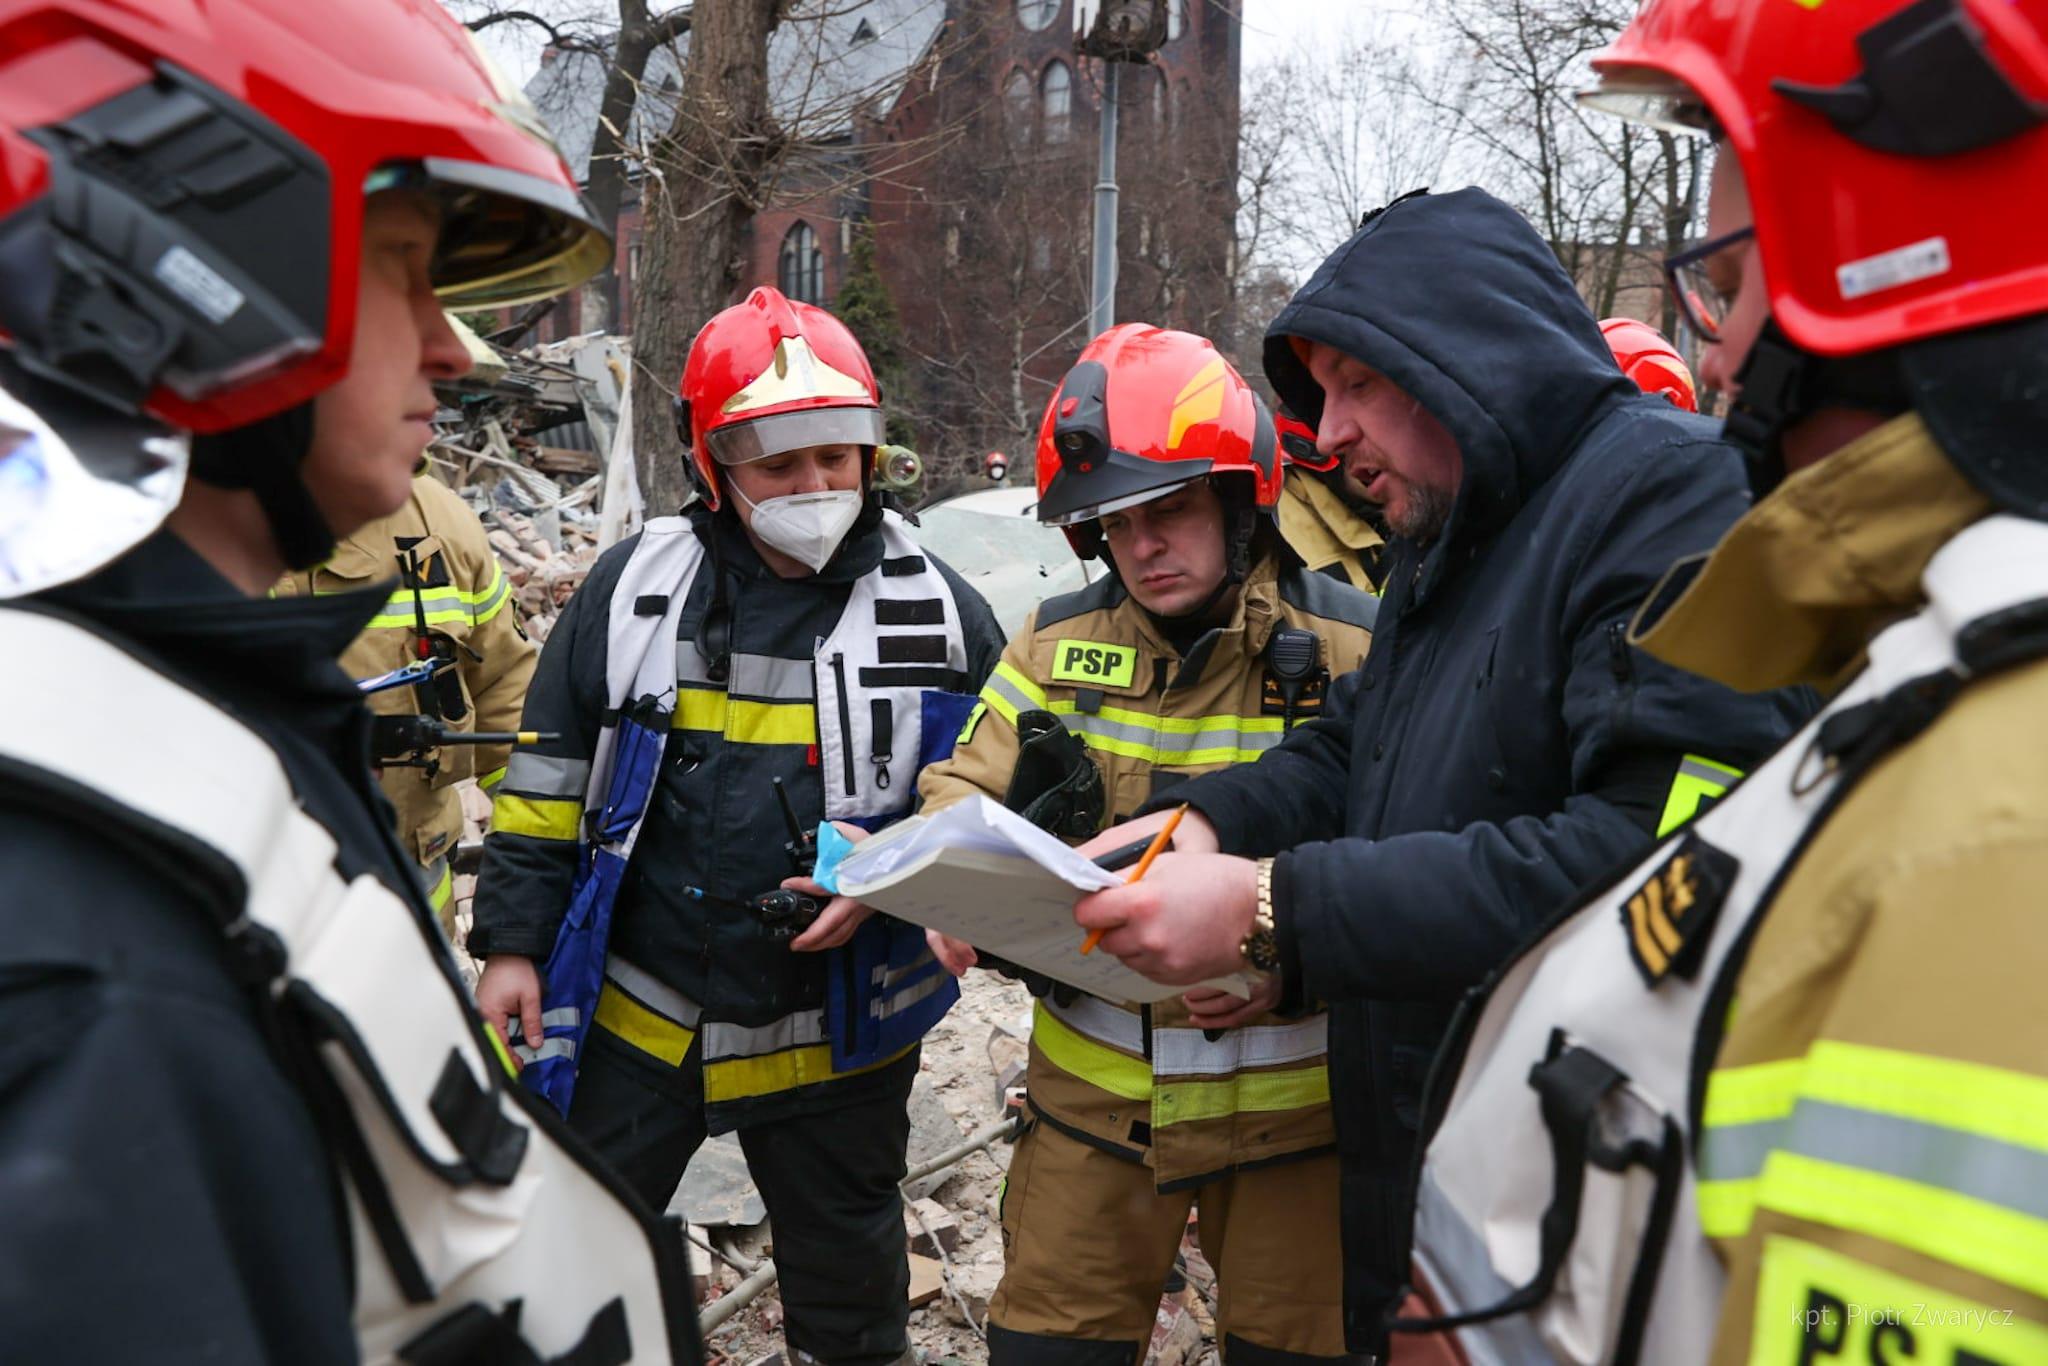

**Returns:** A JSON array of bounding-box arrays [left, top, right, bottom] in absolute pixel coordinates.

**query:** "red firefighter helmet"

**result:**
[[1599, 317, 1698, 412], [1035, 323, 1281, 559], [1582, 0, 2048, 359], [675, 286, 884, 511], [0, 0, 610, 433]]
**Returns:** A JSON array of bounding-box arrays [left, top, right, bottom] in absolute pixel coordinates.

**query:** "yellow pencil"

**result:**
[[1080, 803, 1188, 956]]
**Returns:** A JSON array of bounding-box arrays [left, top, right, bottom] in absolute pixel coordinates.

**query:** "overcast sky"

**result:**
[[472, 1, 1365, 92]]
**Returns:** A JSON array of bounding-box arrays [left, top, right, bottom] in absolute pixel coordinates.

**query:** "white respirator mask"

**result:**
[[730, 483, 864, 573]]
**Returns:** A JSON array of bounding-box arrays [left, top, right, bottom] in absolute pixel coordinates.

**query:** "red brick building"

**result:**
[[524, 0, 1242, 472]]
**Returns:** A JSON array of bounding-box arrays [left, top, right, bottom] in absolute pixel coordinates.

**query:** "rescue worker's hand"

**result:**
[[1182, 973, 1281, 1029], [1072, 852, 1258, 985], [783, 881, 878, 951], [476, 954, 544, 1063], [784, 820, 873, 952], [928, 930, 978, 976], [1077, 807, 1221, 863]]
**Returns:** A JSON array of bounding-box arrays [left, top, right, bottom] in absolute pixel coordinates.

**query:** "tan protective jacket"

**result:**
[[274, 473, 532, 918], [1633, 415, 2048, 1364], [919, 548, 1376, 1188], [1278, 469, 1385, 593]]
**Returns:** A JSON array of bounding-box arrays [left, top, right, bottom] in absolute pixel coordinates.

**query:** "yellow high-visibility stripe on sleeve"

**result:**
[[593, 982, 696, 1066], [492, 793, 582, 842], [1657, 753, 1743, 836], [477, 764, 507, 793], [466, 563, 512, 626]]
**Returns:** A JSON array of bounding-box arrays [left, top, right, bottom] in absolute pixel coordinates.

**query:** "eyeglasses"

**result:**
[[1661, 225, 1755, 342]]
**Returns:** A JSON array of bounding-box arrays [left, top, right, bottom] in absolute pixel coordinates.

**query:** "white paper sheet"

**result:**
[[838, 796, 1252, 1005]]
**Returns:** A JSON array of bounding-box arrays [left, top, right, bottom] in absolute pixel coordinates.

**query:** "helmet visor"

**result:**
[[370, 159, 614, 309], [1577, 71, 1719, 139], [706, 406, 887, 464]]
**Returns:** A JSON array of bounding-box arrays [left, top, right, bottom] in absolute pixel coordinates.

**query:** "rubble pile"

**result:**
[[430, 325, 637, 641]]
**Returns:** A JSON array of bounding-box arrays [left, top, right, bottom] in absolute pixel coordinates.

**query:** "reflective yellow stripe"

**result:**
[[426, 860, 453, 911], [673, 687, 818, 746], [1704, 1057, 1804, 1129], [1797, 1040, 2048, 1148], [1029, 1002, 1326, 1124], [467, 564, 511, 625], [360, 585, 470, 629], [979, 660, 1048, 725], [483, 1022, 519, 1079], [1749, 1234, 2048, 1364], [1657, 753, 1742, 836], [1695, 1178, 1757, 1238], [1153, 1065, 1331, 1128], [1753, 1150, 2048, 1300], [594, 982, 697, 1066], [477, 764, 507, 793], [492, 793, 581, 841], [1031, 1001, 1154, 1101], [701, 1040, 915, 1104]]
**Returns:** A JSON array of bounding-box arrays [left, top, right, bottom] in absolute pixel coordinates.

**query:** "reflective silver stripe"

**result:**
[[1044, 993, 1327, 1077], [982, 668, 1041, 716], [1058, 708, 1284, 758], [727, 652, 815, 702], [874, 957, 934, 990], [604, 955, 703, 1028], [511, 1037, 578, 1065], [1043, 993, 1144, 1053], [502, 752, 592, 798], [1153, 1017, 1328, 1078], [701, 1010, 827, 1060], [677, 640, 718, 686], [1678, 756, 1738, 787], [870, 973, 948, 1021], [540, 1007, 580, 1030], [1410, 1171, 1554, 1366], [1701, 1099, 2048, 1220]]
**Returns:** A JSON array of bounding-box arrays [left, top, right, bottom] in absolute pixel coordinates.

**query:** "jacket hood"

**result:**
[[1264, 188, 1636, 555]]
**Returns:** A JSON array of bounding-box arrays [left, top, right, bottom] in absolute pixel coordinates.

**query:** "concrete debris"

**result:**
[[429, 331, 632, 643], [670, 1133, 768, 1229]]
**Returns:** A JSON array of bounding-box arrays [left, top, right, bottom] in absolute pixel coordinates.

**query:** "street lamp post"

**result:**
[[1074, 1, 1170, 339]]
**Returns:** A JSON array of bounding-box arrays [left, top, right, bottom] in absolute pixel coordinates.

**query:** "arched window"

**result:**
[[1166, 0, 1186, 41], [1042, 61, 1072, 144], [1016, 0, 1058, 32], [778, 221, 824, 304], [1004, 68, 1034, 145]]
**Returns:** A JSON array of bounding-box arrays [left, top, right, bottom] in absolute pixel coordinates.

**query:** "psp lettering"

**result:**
[[1049, 639, 1136, 687], [1065, 645, 1115, 676]]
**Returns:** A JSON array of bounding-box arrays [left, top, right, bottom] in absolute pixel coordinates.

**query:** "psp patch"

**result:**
[[1618, 830, 1739, 987], [1260, 669, 1329, 718], [1050, 639, 1138, 689]]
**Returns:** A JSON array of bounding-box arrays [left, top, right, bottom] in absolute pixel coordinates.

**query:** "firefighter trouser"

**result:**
[[568, 1022, 917, 1365], [988, 1119, 1357, 1364]]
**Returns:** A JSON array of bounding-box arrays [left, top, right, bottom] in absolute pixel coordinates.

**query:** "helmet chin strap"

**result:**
[[187, 401, 335, 569], [1723, 317, 1907, 499]]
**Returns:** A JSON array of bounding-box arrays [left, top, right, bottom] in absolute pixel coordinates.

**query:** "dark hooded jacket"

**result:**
[[1142, 189, 1814, 1348]]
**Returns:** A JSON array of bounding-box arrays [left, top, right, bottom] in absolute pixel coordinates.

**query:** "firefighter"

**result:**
[[272, 467, 532, 931], [1392, 2, 2048, 1361], [470, 286, 1006, 1366], [1273, 408, 1388, 593], [915, 324, 1379, 1364], [1599, 316, 1699, 412], [0, 1, 697, 1360]]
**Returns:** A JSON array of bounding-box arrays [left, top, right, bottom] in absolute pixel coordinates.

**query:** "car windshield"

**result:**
[[914, 497, 1094, 638]]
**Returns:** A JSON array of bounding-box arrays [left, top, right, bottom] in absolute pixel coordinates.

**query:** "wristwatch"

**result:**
[[1239, 857, 1281, 972]]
